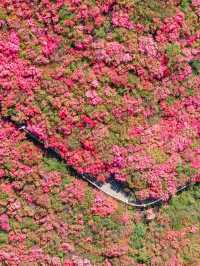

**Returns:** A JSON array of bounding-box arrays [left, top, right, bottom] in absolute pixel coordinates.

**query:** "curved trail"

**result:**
[[4, 118, 196, 208]]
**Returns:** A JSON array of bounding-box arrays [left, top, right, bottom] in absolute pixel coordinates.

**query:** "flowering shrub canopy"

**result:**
[[0, 120, 200, 265], [0, 1, 200, 264], [0, 0, 200, 201]]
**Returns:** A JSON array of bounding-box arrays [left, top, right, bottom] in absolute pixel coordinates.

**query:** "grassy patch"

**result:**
[[59, 5, 74, 25], [0, 231, 8, 245], [43, 157, 67, 173], [131, 223, 147, 249], [165, 186, 200, 230]]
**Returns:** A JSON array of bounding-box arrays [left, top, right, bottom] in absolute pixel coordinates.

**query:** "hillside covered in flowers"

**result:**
[[0, 0, 200, 265], [0, 119, 200, 265], [0, 0, 200, 201]]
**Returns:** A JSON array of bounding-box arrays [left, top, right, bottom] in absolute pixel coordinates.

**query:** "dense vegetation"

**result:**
[[0, 121, 199, 265], [0, 0, 199, 265], [0, 0, 200, 200]]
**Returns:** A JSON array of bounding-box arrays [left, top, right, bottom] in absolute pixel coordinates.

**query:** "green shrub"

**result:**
[[115, 86, 128, 96], [189, 60, 200, 75], [59, 5, 74, 24], [94, 27, 107, 39], [134, 250, 151, 264], [176, 163, 197, 177], [166, 43, 181, 60], [180, 0, 191, 11], [21, 217, 39, 231], [131, 223, 147, 249], [93, 216, 122, 232], [43, 157, 67, 173], [0, 8, 7, 20], [128, 73, 139, 85], [187, 87, 194, 96], [165, 187, 200, 230], [51, 193, 63, 212], [0, 192, 8, 202], [0, 231, 8, 245]]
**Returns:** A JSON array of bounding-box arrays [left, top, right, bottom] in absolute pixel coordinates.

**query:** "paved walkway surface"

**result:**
[[97, 182, 129, 203]]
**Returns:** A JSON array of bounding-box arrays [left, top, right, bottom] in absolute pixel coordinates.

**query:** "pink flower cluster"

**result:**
[[139, 36, 158, 57], [60, 180, 86, 206], [0, 214, 10, 232], [85, 89, 103, 106], [92, 192, 117, 217], [112, 11, 134, 30], [192, 0, 200, 15], [156, 12, 185, 43], [41, 171, 62, 193]]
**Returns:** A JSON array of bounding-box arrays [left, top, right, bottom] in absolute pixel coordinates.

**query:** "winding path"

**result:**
[[4, 118, 196, 208]]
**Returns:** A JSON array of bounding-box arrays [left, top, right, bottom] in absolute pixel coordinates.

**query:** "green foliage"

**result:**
[[26, 239, 38, 248], [51, 193, 63, 212], [67, 135, 80, 150], [44, 234, 61, 256], [43, 157, 67, 173], [85, 253, 104, 264], [93, 216, 122, 232], [59, 5, 74, 24], [165, 186, 200, 230], [19, 50, 27, 59], [0, 192, 8, 202], [134, 249, 151, 264], [48, 111, 59, 127], [32, 44, 40, 53], [128, 72, 139, 85], [94, 27, 107, 39], [131, 223, 147, 249], [135, 89, 153, 104], [166, 95, 176, 105], [180, 0, 191, 12], [0, 8, 7, 20], [131, 0, 176, 29], [0, 231, 8, 245], [69, 61, 78, 72], [90, 0, 96, 5], [113, 29, 126, 43], [149, 147, 168, 164], [68, 190, 93, 218], [166, 43, 181, 59], [189, 60, 200, 75], [81, 189, 93, 211], [115, 86, 128, 96], [66, 59, 90, 75], [181, 242, 200, 265], [187, 87, 194, 96], [3, 162, 13, 171], [21, 217, 40, 231], [10, 218, 21, 231], [7, 107, 17, 116], [176, 163, 197, 177], [61, 177, 71, 188]]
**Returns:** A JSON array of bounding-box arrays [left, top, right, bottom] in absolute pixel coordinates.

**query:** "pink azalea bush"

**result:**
[[92, 191, 117, 217]]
